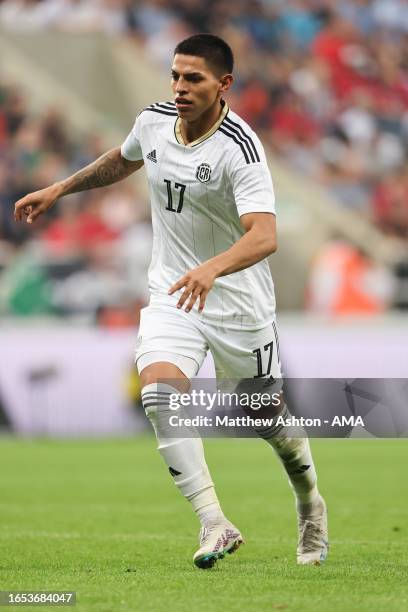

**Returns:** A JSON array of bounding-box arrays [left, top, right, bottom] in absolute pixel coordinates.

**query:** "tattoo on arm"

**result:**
[[61, 148, 140, 196]]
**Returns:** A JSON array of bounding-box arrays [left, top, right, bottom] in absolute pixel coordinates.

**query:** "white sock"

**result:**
[[189, 488, 226, 526], [256, 404, 320, 506], [142, 383, 226, 527]]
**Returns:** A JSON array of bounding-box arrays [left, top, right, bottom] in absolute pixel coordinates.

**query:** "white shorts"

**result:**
[[135, 304, 282, 380]]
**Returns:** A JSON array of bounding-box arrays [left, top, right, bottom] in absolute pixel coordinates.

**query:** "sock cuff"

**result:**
[[141, 383, 181, 411], [142, 383, 182, 420]]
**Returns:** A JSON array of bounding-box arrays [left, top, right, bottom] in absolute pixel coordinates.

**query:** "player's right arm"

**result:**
[[14, 147, 143, 224]]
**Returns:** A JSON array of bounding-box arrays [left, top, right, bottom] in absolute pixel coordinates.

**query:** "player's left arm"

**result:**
[[168, 212, 276, 313]]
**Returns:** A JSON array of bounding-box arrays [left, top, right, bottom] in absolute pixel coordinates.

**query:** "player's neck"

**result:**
[[180, 99, 224, 145]]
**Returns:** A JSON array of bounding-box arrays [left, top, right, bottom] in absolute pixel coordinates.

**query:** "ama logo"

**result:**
[[196, 163, 212, 183]]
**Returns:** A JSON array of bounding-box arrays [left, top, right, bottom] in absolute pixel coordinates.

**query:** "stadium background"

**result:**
[[0, 1, 407, 610]]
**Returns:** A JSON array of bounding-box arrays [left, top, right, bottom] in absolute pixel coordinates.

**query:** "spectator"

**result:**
[[306, 240, 395, 315]]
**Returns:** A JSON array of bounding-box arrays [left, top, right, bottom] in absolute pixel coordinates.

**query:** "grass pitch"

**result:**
[[0, 436, 407, 611]]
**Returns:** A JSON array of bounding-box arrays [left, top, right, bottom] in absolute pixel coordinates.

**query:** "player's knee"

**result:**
[[139, 361, 190, 389], [140, 369, 162, 389]]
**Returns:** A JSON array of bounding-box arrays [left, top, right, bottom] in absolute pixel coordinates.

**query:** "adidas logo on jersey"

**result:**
[[146, 149, 157, 163]]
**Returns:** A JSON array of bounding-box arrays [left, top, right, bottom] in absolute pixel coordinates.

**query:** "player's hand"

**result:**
[[14, 183, 62, 224], [168, 262, 218, 313]]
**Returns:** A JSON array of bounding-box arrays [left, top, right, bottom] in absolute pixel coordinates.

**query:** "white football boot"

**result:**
[[297, 495, 329, 565], [193, 521, 244, 569]]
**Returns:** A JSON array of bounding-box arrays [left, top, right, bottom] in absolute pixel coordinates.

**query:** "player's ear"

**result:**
[[219, 74, 233, 93]]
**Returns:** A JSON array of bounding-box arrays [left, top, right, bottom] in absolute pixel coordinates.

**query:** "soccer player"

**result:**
[[14, 34, 328, 569]]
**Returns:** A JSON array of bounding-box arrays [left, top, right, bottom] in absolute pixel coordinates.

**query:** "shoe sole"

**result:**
[[193, 537, 243, 570]]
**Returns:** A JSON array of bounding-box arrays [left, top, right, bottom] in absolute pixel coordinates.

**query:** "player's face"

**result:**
[[171, 54, 232, 121]]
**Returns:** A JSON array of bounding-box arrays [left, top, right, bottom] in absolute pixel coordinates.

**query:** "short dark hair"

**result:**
[[174, 34, 234, 75]]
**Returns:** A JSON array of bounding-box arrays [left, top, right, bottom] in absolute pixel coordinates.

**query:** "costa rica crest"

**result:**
[[196, 162, 212, 183]]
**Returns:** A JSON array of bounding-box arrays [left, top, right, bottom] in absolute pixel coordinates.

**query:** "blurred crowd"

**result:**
[[0, 0, 407, 318], [1, 1, 407, 233], [0, 80, 152, 321]]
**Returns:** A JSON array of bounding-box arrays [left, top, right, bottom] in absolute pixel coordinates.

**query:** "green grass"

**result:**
[[0, 437, 407, 611]]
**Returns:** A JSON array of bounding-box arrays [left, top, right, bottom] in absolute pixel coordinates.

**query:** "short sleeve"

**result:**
[[231, 162, 276, 217], [121, 115, 143, 161]]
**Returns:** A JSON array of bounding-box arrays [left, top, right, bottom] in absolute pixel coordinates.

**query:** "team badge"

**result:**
[[195, 163, 212, 183]]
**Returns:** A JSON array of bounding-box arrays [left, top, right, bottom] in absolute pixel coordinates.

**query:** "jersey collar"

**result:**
[[175, 100, 229, 147]]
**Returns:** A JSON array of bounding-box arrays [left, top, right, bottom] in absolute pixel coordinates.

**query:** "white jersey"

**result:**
[[121, 100, 276, 330]]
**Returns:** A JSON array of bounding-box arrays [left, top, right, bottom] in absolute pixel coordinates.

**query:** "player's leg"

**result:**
[[136, 305, 243, 568], [140, 359, 226, 526], [206, 320, 328, 565]]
